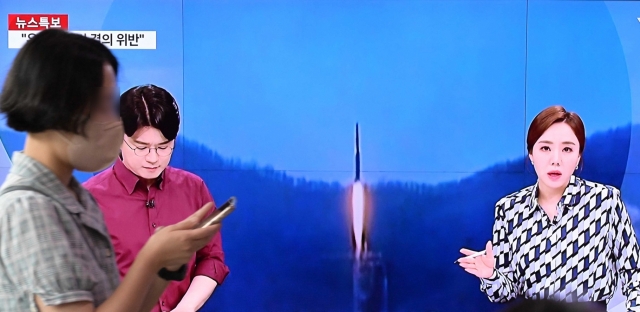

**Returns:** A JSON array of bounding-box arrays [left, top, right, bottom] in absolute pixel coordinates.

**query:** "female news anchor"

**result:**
[[0, 29, 220, 312], [83, 84, 229, 312], [457, 105, 640, 310]]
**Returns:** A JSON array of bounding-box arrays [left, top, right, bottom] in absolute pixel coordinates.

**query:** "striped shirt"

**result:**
[[480, 175, 640, 310], [0, 152, 119, 311]]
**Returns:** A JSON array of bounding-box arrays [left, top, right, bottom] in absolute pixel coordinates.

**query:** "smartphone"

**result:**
[[197, 197, 236, 228]]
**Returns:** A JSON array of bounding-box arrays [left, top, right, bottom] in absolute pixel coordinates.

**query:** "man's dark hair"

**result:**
[[120, 84, 180, 141], [0, 28, 119, 134]]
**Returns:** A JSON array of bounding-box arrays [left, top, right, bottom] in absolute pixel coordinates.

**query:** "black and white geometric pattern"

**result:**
[[479, 175, 640, 310]]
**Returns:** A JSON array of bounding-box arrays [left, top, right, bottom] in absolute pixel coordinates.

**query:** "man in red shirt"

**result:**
[[84, 84, 229, 312]]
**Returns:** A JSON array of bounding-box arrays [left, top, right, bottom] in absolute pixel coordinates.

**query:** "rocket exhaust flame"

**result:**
[[352, 181, 365, 259]]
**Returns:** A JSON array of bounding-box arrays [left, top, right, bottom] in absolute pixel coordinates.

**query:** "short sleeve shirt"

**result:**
[[0, 152, 120, 311]]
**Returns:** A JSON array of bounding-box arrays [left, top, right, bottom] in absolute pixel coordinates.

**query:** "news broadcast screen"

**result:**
[[1, 1, 640, 311]]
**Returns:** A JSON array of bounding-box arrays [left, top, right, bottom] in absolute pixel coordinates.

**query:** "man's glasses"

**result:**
[[123, 140, 174, 157]]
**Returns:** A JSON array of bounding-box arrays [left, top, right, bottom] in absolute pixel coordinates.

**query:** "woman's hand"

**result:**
[[457, 241, 495, 279], [139, 202, 221, 272]]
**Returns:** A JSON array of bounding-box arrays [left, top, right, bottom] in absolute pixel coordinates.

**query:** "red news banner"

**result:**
[[7, 14, 156, 49]]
